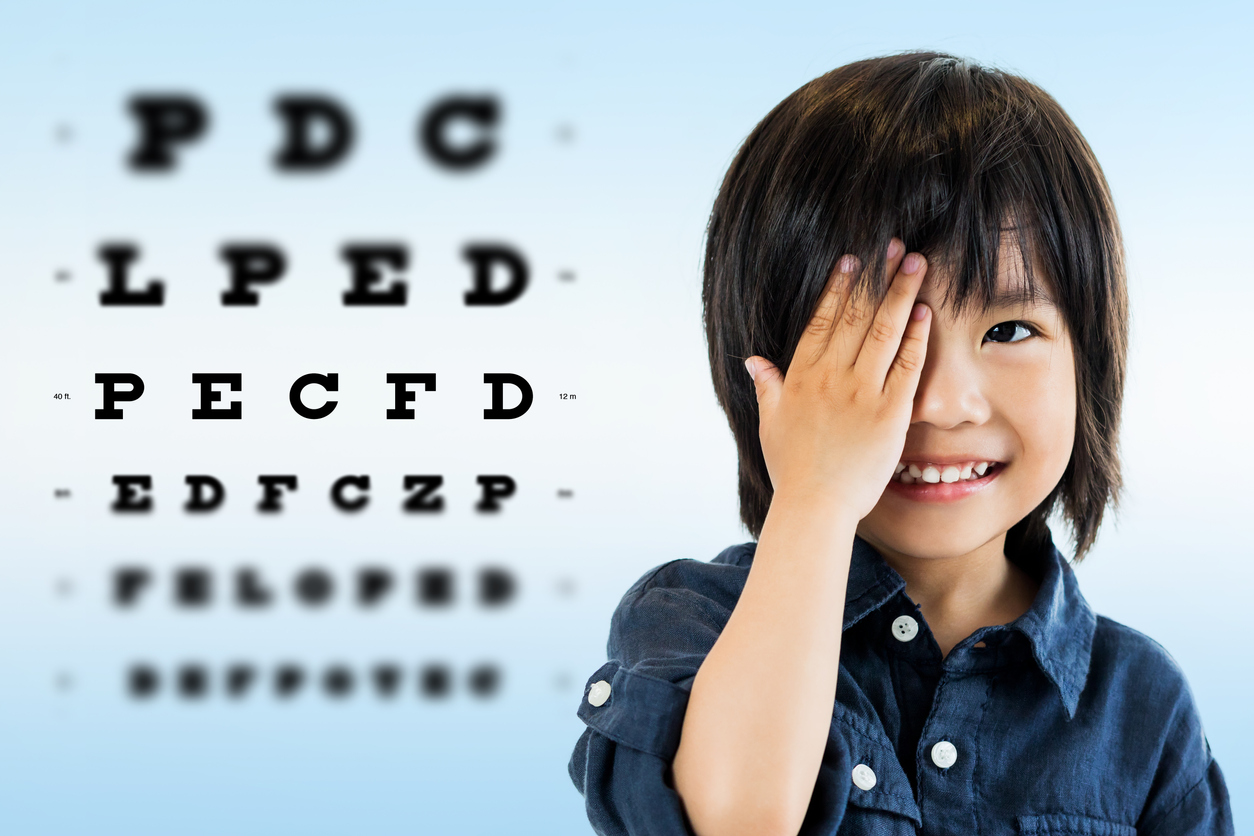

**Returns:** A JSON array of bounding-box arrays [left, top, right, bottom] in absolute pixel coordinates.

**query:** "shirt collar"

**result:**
[[843, 528, 1096, 719]]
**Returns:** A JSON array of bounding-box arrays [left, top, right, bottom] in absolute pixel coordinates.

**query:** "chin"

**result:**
[[860, 519, 1003, 562]]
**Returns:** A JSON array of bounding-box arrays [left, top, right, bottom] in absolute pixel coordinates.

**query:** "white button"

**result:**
[[891, 615, 919, 642], [931, 740, 958, 769], [851, 763, 877, 791], [587, 680, 611, 707]]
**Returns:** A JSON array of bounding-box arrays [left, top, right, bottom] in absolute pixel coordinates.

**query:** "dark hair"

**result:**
[[702, 51, 1128, 563]]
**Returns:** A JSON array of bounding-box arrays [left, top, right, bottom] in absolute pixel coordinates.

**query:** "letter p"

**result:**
[[96, 373, 145, 419]]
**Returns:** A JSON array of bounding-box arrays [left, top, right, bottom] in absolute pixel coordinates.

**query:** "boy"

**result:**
[[568, 51, 1232, 835]]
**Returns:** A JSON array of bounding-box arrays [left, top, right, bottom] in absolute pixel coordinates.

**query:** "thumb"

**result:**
[[744, 356, 783, 425]]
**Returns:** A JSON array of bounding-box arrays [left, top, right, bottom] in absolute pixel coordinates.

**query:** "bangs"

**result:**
[[746, 55, 1077, 359]]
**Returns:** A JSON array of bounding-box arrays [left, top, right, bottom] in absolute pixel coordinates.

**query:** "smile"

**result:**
[[893, 460, 997, 484], [885, 461, 1005, 503]]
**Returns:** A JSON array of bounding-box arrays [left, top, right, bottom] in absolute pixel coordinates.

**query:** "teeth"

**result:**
[[891, 460, 996, 485]]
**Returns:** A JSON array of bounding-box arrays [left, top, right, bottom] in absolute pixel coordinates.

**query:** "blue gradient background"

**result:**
[[1, 1, 1250, 833]]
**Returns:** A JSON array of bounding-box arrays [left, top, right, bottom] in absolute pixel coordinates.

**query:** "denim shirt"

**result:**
[[567, 530, 1232, 835]]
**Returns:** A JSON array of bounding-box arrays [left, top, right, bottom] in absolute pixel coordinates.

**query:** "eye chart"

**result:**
[[0, 8, 751, 833]]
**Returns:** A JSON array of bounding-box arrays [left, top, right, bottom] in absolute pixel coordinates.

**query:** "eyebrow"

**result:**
[[990, 285, 1056, 308]]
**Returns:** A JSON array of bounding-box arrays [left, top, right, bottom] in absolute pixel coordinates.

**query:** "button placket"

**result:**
[[913, 671, 989, 832]]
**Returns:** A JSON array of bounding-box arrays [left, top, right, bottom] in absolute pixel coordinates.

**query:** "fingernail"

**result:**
[[887, 239, 903, 259], [911, 303, 928, 321], [903, 253, 922, 274], [838, 254, 859, 274], [744, 358, 757, 378]]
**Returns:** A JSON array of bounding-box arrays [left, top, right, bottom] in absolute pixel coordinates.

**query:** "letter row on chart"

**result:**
[[94, 373, 535, 420], [125, 662, 505, 700], [108, 474, 523, 513], [97, 242, 529, 307], [111, 564, 519, 609], [127, 93, 501, 172]]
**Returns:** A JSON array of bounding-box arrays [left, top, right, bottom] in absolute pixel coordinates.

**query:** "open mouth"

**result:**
[[892, 460, 1001, 485], [885, 461, 1005, 503]]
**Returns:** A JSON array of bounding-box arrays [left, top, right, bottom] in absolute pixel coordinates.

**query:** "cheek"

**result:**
[[995, 346, 1077, 480]]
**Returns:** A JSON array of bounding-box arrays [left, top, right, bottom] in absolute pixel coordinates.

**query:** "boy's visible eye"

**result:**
[[983, 321, 1037, 345]]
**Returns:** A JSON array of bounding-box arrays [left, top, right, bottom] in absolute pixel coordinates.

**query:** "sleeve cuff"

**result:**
[[576, 661, 692, 761]]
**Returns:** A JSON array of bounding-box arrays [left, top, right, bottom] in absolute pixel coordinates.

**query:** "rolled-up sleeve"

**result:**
[[1141, 758, 1233, 836], [567, 560, 732, 835], [1132, 636, 1234, 836], [567, 554, 856, 836], [1139, 705, 1234, 836]]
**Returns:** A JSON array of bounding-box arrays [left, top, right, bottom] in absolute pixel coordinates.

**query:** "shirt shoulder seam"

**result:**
[[632, 544, 752, 595], [619, 557, 701, 607], [643, 585, 730, 626], [1139, 759, 1216, 836], [1091, 614, 1188, 680]]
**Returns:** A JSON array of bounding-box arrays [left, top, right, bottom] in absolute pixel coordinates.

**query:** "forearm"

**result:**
[[671, 491, 856, 836]]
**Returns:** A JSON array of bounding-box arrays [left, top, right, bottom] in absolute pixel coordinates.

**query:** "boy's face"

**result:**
[[856, 240, 1076, 563]]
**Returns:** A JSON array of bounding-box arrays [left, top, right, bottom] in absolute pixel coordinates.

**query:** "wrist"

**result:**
[[765, 486, 861, 533]]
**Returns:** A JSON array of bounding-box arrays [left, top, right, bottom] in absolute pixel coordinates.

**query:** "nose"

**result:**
[[910, 330, 993, 430]]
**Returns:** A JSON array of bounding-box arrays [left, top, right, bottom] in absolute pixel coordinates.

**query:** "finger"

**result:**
[[744, 355, 783, 427], [883, 299, 931, 399], [792, 253, 861, 369], [853, 251, 928, 386], [828, 237, 907, 371]]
